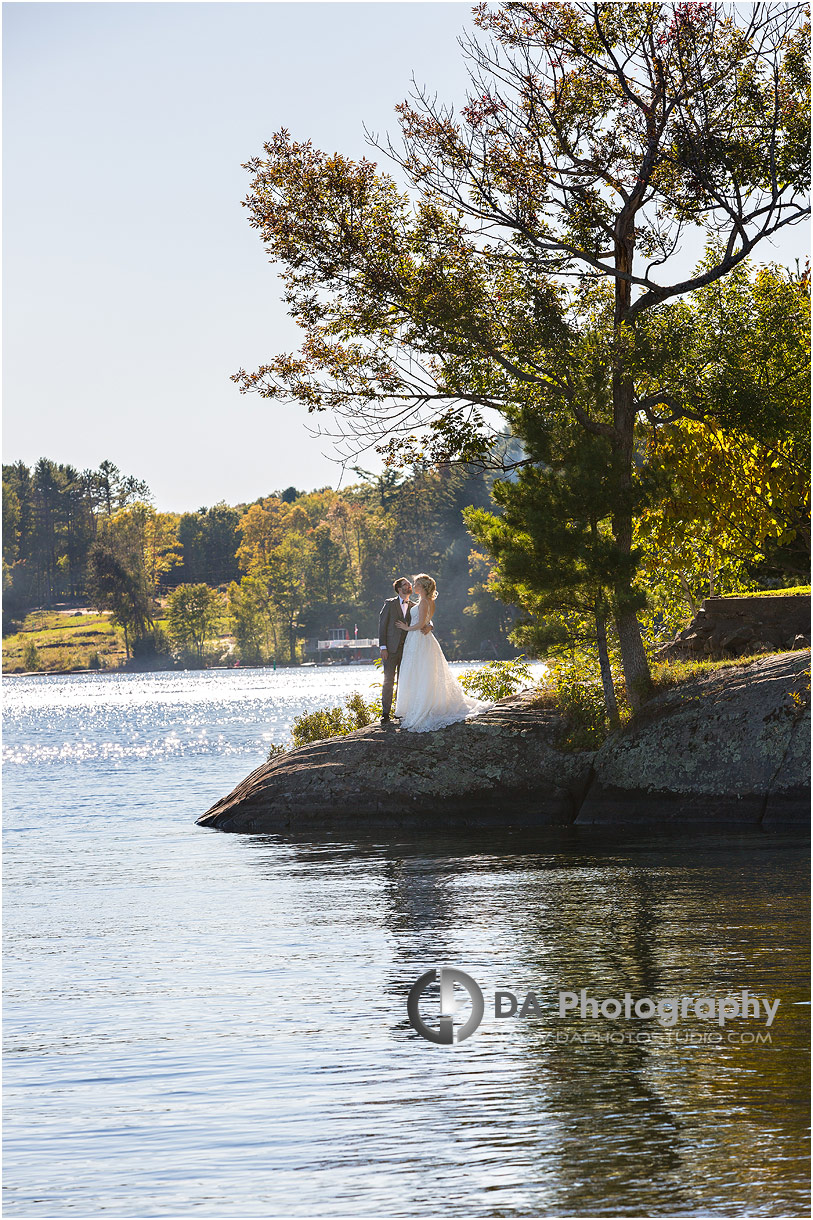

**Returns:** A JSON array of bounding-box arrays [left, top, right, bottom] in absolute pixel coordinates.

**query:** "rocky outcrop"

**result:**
[[197, 691, 594, 834], [657, 594, 810, 660], [197, 651, 810, 835], [576, 650, 810, 826]]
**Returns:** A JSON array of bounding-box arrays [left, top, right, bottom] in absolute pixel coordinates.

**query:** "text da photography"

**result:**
[[407, 967, 782, 1045]]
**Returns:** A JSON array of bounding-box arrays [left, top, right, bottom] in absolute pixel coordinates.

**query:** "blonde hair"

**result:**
[[412, 573, 437, 601]]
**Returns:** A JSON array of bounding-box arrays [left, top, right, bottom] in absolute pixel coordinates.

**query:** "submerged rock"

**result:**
[[197, 651, 810, 835]]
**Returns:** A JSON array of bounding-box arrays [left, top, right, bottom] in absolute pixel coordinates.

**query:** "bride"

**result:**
[[394, 574, 490, 732]]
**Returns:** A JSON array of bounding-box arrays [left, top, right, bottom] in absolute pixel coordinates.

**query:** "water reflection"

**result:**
[[239, 829, 809, 1216]]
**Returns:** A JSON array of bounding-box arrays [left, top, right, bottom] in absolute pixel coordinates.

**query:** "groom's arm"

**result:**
[[378, 601, 390, 657]]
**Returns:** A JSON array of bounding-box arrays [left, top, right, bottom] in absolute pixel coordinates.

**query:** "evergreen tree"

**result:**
[[466, 421, 641, 723]]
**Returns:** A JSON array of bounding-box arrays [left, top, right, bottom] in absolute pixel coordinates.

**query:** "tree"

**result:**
[[471, 255, 810, 681], [142, 510, 183, 597], [309, 522, 350, 611], [633, 257, 810, 635], [86, 502, 181, 656], [3, 481, 21, 586], [174, 503, 241, 586], [86, 539, 152, 658], [101, 503, 181, 601], [228, 575, 280, 663], [265, 535, 316, 663], [233, 2, 809, 706], [236, 498, 285, 572], [167, 584, 220, 663], [466, 422, 631, 723], [87, 460, 151, 518]]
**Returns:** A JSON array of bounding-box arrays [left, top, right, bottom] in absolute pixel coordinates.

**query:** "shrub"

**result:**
[[290, 706, 349, 747], [22, 639, 39, 671], [132, 624, 172, 659], [459, 655, 534, 701], [88, 651, 102, 670], [284, 690, 382, 753], [532, 656, 629, 751], [552, 668, 612, 750], [344, 690, 381, 726]]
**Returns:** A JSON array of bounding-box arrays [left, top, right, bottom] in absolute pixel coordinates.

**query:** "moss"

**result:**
[[732, 587, 810, 598]]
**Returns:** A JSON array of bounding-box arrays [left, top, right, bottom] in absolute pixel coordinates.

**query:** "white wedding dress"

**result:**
[[395, 604, 490, 732]]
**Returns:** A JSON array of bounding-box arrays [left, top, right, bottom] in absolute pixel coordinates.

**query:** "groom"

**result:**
[[378, 577, 432, 725]]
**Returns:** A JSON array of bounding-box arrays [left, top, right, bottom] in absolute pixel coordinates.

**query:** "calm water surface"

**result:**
[[3, 668, 810, 1217]]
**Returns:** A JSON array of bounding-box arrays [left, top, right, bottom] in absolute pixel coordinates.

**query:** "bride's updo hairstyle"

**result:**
[[413, 573, 438, 601]]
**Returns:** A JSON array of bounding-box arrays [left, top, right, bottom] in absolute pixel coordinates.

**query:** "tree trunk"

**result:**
[[614, 601, 652, 708], [594, 599, 620, 728], [612, 210, 653, 711]]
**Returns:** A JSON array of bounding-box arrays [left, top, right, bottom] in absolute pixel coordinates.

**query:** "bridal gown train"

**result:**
[[395, 616, 490, 732]]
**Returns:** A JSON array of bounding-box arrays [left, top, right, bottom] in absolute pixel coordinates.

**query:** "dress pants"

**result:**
[[381, 648, 403, 718]]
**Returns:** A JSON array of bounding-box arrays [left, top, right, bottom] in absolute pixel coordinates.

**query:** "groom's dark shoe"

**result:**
[[380, 715, 391, 725]]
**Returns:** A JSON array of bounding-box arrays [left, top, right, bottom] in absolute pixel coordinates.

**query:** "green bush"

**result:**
[[459, 655, 534, 701], [22, 639, 39, 671], [538, 656, 629, 751], [277, 691, 383, 755], [344, 690, 380, 727], [553, 670, 610, 750], [88, 651, 102, 670]]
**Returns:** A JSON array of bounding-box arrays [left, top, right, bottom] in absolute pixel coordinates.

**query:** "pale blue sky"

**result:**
[[3, 2, 476, 510], [3, 2, 808, 512]]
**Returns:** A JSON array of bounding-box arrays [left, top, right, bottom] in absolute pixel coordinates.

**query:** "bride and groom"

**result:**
[[378, 574, 489, 733]]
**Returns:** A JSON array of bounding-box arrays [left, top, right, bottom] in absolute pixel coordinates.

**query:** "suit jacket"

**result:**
[[379, 596, 412, 654]]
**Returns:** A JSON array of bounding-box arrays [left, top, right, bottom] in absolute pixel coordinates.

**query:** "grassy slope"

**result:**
[[3, 602, 237, 674], [3, 610, 126, 673]]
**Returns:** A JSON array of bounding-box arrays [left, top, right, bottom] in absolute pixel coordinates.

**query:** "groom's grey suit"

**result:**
[[378, 596, 411, 719]]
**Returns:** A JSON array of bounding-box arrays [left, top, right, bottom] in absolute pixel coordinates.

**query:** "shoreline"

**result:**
[[198, 651, 811, 835]]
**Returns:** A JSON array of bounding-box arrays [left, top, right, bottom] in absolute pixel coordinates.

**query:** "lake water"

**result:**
[[3, 668, 810, 1218]]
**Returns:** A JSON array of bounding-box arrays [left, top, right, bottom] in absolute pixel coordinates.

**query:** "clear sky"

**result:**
[[3, 1, 808, 513], [3, 2, 477, 511]]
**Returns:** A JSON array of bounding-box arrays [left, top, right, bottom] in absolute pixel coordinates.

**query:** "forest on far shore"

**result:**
[[2, 455, 520, 669]]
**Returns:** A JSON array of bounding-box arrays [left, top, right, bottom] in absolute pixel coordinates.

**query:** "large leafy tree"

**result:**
[[233, 1, 809, 706], [86, 540, 153, 658], [167, 584, 221, 664], [469, 255, 809, 689], [102, 504, 182, 600], [634, 257, 810, 629], [174, 503, 242, 587], [228, 575, 280, 664]]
